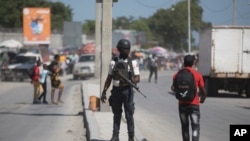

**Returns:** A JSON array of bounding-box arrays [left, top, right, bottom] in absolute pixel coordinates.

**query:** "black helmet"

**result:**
[[117, 39, 131, 50]]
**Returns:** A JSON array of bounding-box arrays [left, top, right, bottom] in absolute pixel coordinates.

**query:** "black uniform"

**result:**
[[102, 39, 138, 141], [110, 85, 135, 133], [109, 58, 135, 135]]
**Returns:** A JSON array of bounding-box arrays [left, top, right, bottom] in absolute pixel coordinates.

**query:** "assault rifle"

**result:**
[[113, 69, 147, 98]]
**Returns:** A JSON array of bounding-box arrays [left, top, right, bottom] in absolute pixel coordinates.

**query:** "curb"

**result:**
[[82, 82, 100, 141], [81, 80, 148, 141]]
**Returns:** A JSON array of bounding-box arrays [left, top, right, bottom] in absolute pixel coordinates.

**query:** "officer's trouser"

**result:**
[[110, 86, 135, 134]]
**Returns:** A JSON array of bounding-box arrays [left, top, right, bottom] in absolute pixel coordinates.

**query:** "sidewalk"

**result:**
[[81, 71, 149, 141]]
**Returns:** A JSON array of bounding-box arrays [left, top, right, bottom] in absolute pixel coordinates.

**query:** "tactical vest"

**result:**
[[112, 59, 133, 87]]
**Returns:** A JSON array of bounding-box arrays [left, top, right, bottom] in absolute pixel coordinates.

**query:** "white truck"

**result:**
[[198, 26, 250, 97]]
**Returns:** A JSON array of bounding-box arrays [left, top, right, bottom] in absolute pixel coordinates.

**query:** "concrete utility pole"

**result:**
[[100, 0, 113, 111], [94, 0, 102, 78], [187, 0, 191, 53], [232, 0, 236, 25]]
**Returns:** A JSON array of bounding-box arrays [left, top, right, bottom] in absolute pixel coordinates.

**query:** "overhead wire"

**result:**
[[236, 12, 250, 24], [220, 10, 250, 24], [135, 0, 173, 9], [201, 0, 232, 13], [201, 0, 250, 25], [238, 11, 250, 19], [236, 4, 250, 19]]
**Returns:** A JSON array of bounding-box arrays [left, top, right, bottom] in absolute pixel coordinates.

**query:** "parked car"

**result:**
[[1, 52, 42, 81], [72, 54, 95, 79]]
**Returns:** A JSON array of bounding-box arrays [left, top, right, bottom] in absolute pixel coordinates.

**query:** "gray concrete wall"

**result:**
[[0, 32, 63, 49]]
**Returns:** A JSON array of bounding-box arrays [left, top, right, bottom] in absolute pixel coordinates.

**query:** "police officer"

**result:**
[[101, 39, 140, 141]]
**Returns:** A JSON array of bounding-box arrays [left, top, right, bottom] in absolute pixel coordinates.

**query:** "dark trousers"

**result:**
[[39, 82, 47, 102], [148, 66, 158, 82], [110, 86, 135, 134], [179, 104, 200, 141]]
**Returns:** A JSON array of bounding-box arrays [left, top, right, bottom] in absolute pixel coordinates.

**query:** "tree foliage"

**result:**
[[148, 0, 211, 51], [113, 16, 134, 29], [82, 20, 95, 35], [82, 1, 211, 51], [83, 16, 153, 44], [0, 0, 212, 51], [0, 0, 72, 31], [129, 18, 153, 42], [50, 2, 72, 31]]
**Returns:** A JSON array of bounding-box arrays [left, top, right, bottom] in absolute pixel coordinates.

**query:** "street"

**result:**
[[0, 76, 86, 141], [134, 70, 250, 141], [0, 71, 250, 141]]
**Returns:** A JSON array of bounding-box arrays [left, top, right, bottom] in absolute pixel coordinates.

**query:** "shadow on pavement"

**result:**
[[168, 91, 249, 99], [236, 106, 250, 110]]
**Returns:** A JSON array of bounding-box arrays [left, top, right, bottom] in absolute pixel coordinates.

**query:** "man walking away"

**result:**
[[38, 64, 49, 104], [171, 54, 207, 141], [100, 39, 140, 141], [148, 54, 158, 83]]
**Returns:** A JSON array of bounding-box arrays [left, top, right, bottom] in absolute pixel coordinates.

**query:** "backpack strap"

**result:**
[[180, 67, 197, 88]]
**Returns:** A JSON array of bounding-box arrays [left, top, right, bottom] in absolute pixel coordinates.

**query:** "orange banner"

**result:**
[[23, 8, 51, 44]]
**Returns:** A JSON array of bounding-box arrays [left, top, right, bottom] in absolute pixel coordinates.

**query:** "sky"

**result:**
[[52, 0, 250, 26]]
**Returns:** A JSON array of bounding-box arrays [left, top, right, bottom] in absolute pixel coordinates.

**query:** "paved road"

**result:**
[[0, 76, 86, 141], [1, 71, 250, 141], [134, 70, 250, 141]]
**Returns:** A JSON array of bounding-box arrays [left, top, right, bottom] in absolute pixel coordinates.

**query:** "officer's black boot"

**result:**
[[128, 133, 134, 141], [110, 132, 119, 141]]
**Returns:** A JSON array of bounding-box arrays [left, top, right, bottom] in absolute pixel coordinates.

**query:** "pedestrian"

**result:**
[[0, 52, 9, 67], [48, 54, 64, 104], [38, 64, 49, 104], [48, 54, 60, 73], [31, 59, 42, 104], [171, 54, 207, 141], [100, 39, 140, 141], [148, 54, 158, 83], [71, 52, 79, 64], [50, 62, 64, 104]]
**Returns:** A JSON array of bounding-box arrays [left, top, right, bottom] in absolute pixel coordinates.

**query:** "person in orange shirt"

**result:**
[[31, 59, 42, 104], [58, 53, 67, 75], [171, 55, 206, 141], [59, 54, 66, 62]]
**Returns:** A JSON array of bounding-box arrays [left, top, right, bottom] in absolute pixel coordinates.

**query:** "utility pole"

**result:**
[[95, 0, 102, 78], [100, 0, 113, 111], [187, 0, 191, 53], [232, 0, 236, 25]]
